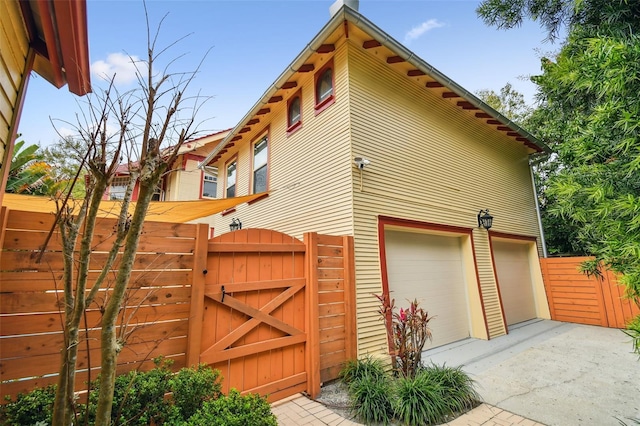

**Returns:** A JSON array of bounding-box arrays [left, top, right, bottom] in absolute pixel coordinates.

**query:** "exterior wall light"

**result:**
[[477, 209, 493, 230], [229, 218, 242, 232]]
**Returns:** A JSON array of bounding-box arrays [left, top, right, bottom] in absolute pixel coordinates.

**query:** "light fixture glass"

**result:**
[[229, 218, 242, 232], [477, 209, 493, 230]]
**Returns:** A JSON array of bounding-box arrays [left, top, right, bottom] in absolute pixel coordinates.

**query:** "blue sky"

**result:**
[[18, 0, 558, 147]]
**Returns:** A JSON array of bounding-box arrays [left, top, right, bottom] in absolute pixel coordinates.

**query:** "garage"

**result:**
[[491, 239, 537, 326], [383, 230, 470, 348]]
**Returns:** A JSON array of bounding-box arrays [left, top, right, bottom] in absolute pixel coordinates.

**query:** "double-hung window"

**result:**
[[202, 171, 217, 198], [226, 160, 237, 198], [109, 176, 129, 200], [253, 135, 268, 193]]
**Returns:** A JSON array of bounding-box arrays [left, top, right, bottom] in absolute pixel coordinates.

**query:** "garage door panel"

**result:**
[[385, 231, 470, 348], [492, 240, 536, 326]]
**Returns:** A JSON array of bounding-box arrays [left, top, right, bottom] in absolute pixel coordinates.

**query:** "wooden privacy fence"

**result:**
[[540, 257, 639, 328], [0, 207, 356, 403]]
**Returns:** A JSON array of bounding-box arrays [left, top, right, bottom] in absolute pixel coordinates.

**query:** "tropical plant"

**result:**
[[6, 139, 45, 194], [375, 293, 433, 378]]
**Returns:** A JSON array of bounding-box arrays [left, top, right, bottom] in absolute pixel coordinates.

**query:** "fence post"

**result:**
[[186, 223, 209, 366], [342, 235, 357, 360], [304, 232, 321, 398], [539, 259, 556, 320], [0, 206, 9, 250]]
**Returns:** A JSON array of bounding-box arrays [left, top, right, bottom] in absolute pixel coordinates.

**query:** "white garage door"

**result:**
[[384, 230, 470, 348], [492, 240, 537, 326]]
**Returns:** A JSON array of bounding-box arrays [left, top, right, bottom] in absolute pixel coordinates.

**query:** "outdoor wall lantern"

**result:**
[[477, 209, 493, 230], [229, 218, 242, 232]]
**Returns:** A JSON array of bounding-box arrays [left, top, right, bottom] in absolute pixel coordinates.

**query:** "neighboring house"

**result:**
[[0, 0, 91, 205], [198, 3, 552, 357], [104, 131, 229, 234]]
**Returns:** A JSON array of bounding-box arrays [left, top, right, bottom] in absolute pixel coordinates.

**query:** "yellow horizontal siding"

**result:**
[[347, 42, 538, 354], [207, 44, 354, 239], [0, 0, 29, 164]]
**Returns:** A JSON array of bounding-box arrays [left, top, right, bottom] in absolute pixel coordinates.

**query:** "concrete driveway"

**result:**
[[423, 319, 640, 425]]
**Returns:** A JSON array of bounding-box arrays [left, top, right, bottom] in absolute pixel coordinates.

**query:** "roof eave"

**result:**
[[200, 5, 549, 168], [200, 8, 351, 168], [24, 0, 91, 96], [340, 9, 550, 154]]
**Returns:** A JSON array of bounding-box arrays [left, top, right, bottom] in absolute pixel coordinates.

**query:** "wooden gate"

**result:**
[[1, 211, 355, 403], [189, 229, 315, 402]]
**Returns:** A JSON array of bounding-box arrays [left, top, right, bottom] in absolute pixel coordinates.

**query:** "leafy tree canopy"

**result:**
[[478, 0, 640, 353], [477, 0, 640, 41], [476, 82, 532, 125]]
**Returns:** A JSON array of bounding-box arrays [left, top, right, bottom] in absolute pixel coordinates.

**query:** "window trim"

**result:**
[[224, 155, 238, 199], [314, 58, 335, 115], [109, 175, 130, 200], [287, 89, 303, 134], [250, 129, 270, 194], [201, 170, 218, 199]]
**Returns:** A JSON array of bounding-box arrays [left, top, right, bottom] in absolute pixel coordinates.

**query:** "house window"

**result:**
[[287, 92, 302, 133], [152, 184, 164, 201], [226, 160, 237, 198], [109, 176, 129, 200], [202, 172, 217, 198], [315, 59, 335, 113], [253, 136, 268, 193]]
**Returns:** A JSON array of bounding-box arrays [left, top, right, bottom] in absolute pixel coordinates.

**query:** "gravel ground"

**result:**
[[314, 380, 358, 422]]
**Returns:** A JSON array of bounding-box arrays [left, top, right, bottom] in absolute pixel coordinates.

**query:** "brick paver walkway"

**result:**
[[271, 394, 545, 426]]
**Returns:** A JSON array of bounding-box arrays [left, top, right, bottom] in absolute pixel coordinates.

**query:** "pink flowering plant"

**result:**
[[375, 293, 434, 378]]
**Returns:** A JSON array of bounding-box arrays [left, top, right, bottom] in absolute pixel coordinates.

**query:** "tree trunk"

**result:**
[[52, 182, 107, 426], [94, 170, 161, 425]]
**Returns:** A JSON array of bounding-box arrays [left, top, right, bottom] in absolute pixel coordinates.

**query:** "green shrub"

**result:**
[[421, 363, 479, 413], [339, 355, 388, 385], [394, 373, 447, 425], [1, 360, 229, 426], [339, 357, 480, 425], [624, 314, 640, 356], [83, 357, 175, 425], [347, 371, 394, 425], [170, 363, 222, 420], [0, 384, 56, 426], [184, 389, 277, 426]]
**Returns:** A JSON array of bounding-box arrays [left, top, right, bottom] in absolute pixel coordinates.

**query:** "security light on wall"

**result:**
[[477, 209, 493, 230], [354, 157, 371, 169], [354, 156, 371, 191]]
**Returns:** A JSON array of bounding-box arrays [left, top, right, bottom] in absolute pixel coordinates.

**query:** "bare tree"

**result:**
[[50, 10, 210, 425]]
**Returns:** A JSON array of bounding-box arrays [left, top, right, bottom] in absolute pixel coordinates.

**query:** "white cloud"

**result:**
[[404, 19, 446, 43], [91, 52, 141, 85], [57, 127, 75, 138]]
